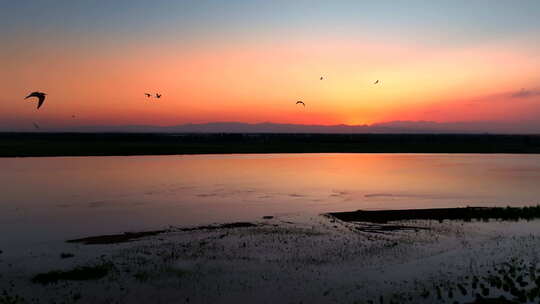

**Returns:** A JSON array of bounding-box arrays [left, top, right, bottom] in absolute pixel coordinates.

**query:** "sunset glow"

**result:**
[[1, 1, 540, 132]]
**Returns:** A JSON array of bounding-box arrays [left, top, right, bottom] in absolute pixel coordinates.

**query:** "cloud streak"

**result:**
[[511, 88, 540, 99]]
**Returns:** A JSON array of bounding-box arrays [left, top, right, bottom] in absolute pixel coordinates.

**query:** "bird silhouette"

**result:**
[[296, 101, 305, 107], [374, 80, 379, 84], [155, 93, 162, 99], [144, 93, 152, 98], [24, 92, 47, 109]]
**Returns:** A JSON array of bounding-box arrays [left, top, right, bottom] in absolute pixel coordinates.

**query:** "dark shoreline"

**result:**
[[65, 207, 540, 246], [67, 222, 258, 245], [329, 206, 540, 223], [1, 133, 540, 157]]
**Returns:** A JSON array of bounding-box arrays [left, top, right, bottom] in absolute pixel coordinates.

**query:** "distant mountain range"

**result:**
[[8, 120, 539, 134]]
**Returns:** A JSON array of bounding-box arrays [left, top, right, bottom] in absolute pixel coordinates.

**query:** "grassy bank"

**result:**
[[1, 133, 540, 157]]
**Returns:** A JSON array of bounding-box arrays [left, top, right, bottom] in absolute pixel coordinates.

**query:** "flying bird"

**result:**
[[144, 93, 152, 98], [374, 80, 379, 85], [155, 93, 162, 99], [24, 92, 47, 109], [296, 101, 305, 107]]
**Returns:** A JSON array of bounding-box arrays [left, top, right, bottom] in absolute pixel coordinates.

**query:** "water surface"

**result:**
[[1, 153, 539, 245]]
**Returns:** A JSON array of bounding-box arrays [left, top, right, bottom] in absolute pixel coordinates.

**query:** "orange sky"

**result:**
[[3, 39, 539, 127], [2, 2, 540, 131]]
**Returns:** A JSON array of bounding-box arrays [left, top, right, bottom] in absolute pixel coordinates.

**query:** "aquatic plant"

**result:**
[[60, 252, 75, 259], [365, 257, 540, 303], [32, 263, 113, 285]]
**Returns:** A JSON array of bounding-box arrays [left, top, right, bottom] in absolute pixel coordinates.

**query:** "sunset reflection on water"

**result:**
[[1, 153, 539, 244]]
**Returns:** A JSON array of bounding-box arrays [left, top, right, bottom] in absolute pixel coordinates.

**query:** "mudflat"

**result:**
[[2, 208, 540, 303]]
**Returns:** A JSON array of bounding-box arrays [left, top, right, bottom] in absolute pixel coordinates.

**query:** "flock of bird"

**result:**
[[145, 93, 162, 99], [23, 91, 163, 110], [23, 77, 381, 111], [295, 77, 380, 108]]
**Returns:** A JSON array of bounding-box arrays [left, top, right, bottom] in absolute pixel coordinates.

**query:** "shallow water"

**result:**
[[1, 153, 540, 244]]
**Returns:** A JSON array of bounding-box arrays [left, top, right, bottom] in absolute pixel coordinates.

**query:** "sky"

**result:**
[[1, 0, 540, 132]]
